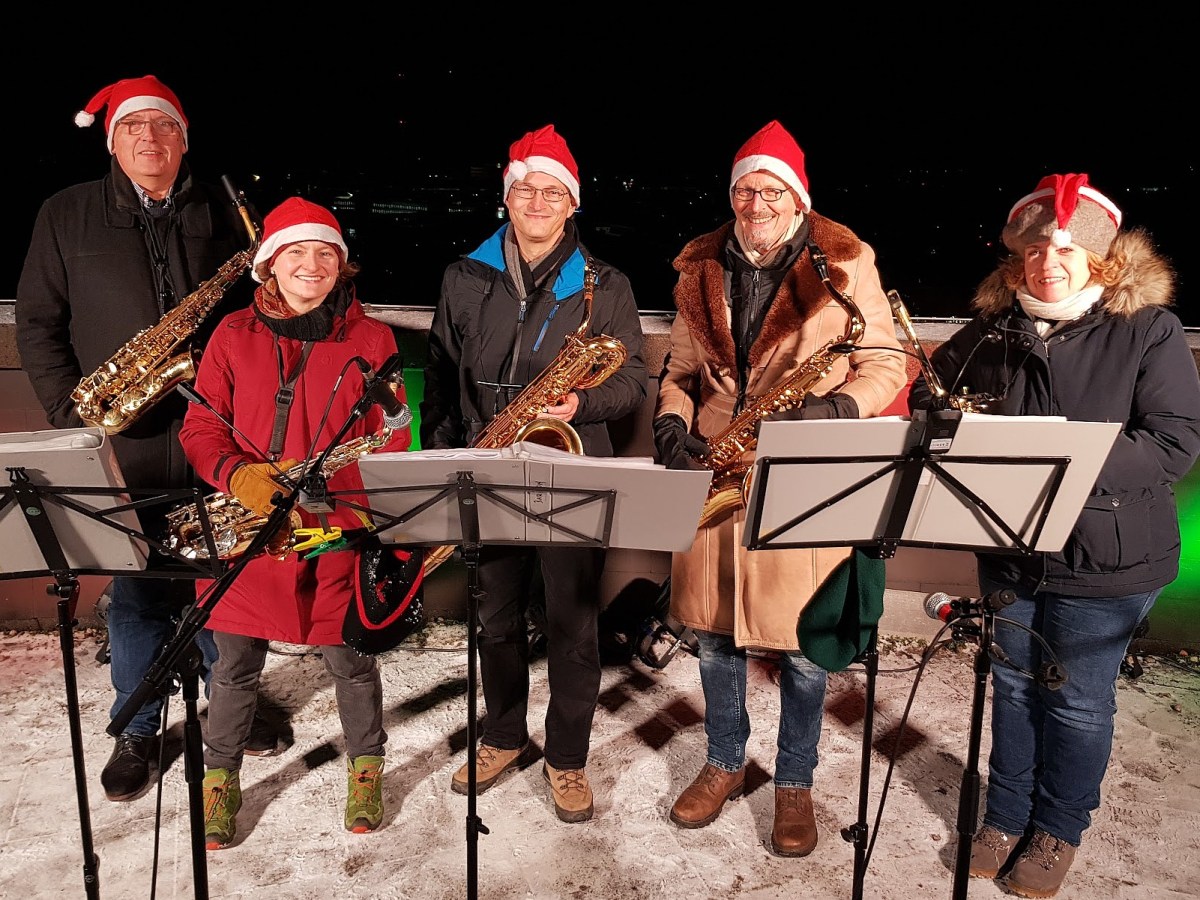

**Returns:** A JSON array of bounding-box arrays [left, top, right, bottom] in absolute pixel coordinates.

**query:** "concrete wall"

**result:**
[[6, 303, 1193, 646]]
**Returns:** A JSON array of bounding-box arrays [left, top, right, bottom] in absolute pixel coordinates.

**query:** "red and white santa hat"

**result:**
[[251, 197, 349, 283], [730, 120, 811, 211], [502, 124, 581, 208], [74, 75, 189, 153], [1002, 173, 1123, 256]]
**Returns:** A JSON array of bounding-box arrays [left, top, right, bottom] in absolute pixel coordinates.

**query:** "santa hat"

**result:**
[[251, 197, 349, 283], [74, 75, 188, 153], [730, 120, 811, 211], [502, 124, 581, 208], [1002, 173, 1122, 256]]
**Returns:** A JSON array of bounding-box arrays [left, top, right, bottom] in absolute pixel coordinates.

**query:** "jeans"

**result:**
[[107, 576, 218, 737], [694, 629, 827, 788], [980, 576, 1158, 846], [475, 545, 603, 770]]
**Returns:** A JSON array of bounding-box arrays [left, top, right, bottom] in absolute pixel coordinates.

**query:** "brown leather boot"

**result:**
[[771, 787, 818, 857], [670, 763, 745, 828]]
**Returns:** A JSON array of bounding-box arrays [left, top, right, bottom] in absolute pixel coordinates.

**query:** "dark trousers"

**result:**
[[475, 545, 603, 770], [204, 631, 385, 771]]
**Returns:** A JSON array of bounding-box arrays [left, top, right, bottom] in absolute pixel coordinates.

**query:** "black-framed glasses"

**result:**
[[509, 183, 570, 203], [118, 117, 181, 137], [732, 186, 787, 203]]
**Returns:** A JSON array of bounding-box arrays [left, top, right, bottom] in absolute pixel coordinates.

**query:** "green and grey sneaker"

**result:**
[[346, 756, 385, 833], [203, 768, 242, 850]]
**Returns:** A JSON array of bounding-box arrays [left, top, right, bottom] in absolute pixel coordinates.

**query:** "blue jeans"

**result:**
[[107, 576, 218, 737], [980, 577, 1158, 846], [694, 629, 827, 788]]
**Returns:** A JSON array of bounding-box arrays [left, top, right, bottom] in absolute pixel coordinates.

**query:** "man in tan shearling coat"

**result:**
[[653, 121, 905, 857]]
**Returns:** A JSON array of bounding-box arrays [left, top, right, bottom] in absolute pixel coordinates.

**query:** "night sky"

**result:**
[[7, 25, 1197, 320]]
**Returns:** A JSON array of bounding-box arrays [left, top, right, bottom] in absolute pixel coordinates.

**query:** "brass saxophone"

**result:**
[[696, 246, 865, 529], [72, 179, 260, 434], [887, 290, 991, 413], [421, 259, 628, 577], [165, 394, 404, 562]]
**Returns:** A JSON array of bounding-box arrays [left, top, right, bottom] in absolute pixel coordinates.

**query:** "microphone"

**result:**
[[924, 589, 1018, 622], [175, 383, 294, 486], [355, 354, 413, 430]]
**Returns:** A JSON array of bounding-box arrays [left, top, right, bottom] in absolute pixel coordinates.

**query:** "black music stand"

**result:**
[[356, 445, 711, 900], [742, 409, 1119, 900], [0, 428, 226, 900]]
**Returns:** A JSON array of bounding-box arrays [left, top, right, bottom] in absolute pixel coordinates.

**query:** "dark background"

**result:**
[[6, 29, 1196, 321]]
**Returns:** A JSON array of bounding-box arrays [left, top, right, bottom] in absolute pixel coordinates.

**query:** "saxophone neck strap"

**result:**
[[268, 340, 315, 461]]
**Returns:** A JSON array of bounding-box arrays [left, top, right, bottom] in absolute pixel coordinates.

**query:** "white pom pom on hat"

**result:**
[[251, 197, 349, 283], [74, 74, 189, 153], [730, 120, 811, 211]]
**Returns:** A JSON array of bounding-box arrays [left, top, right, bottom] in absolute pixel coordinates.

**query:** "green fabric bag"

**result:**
[[797, 549, 886, 672]]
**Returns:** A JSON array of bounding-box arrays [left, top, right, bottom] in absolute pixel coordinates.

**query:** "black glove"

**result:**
[[755, 393, 860, 437], [652, 414, 710, 471]]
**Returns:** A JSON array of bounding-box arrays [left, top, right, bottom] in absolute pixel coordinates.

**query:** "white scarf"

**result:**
[[733, 211, 805, 268], [1016, 284, 1103, 337]]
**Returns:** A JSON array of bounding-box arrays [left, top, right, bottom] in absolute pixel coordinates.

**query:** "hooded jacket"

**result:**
[[16, 156, 253, 493], [178, 293, 410, 644], [421, 224, 647, 455], [657, 215, 906, 649], [910, 229, 1200, 596]]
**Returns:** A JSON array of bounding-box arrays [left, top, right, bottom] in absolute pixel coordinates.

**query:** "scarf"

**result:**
[[503, 219, 579, 299], [733, 210, 806, 268], [253, 279, 353, 341], [1016, 284, 1103, 337]]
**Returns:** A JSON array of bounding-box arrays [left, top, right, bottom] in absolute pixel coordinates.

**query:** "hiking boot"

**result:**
[[969, 824, 1021, 878], [771, 787, 818, 857], [451, 743, 528, 795], [100, 734, 154, 801], [543, 763, 594, 823], [1005, 829, 1078, 898], [345, 756, 385, 833], [669, 763, 745, 828], [244, 710, 279, 758], [203, 768, 242, 851]]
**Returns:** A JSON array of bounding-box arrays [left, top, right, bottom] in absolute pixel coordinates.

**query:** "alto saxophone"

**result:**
[[72, 178, 260, 434], [165, 390, 405, 562], [887, 290, 991, 413], [421, 259, 628, 577], [696, 245, 865, 529]]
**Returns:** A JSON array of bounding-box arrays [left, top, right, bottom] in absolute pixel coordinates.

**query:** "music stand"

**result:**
[[357, 443, 711, 900], [742, 410, 1120, 900], [0, 427, 225, 900]]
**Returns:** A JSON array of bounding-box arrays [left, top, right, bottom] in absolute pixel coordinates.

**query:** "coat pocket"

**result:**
[[1068, 487, 1177, 574]]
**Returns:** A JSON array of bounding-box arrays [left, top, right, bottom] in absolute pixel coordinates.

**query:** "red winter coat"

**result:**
[[178, 295, 411, 644]]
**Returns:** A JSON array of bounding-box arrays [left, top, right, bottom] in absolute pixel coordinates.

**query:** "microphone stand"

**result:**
[[108, 389, 382, 900]]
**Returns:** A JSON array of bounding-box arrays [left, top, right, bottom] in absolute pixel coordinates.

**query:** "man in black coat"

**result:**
[[16, 75, 256, 801]]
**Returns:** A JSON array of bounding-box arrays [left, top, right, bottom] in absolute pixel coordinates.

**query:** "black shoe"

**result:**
[[101, 734, 154, 801], [244, 709, 279, 757]]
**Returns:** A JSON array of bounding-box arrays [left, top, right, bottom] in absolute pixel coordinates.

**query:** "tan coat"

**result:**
[[657, 215, 905, 650]]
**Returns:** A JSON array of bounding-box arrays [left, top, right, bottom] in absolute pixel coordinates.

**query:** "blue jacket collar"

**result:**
[[467, 224, 590, 300]]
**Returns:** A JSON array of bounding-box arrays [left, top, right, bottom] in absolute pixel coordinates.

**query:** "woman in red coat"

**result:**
[[179, 198, 411, 850]]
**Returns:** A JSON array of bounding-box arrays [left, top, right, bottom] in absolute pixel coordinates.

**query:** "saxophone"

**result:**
[[421, 259, 628, 577], [887, 290, 991, 413], [72, 178, 260, 434], [165, 393, 404, 562], [696, 245, 865, 529]]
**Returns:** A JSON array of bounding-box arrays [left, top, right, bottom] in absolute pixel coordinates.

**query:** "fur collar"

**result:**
[[671, 212, 863, 367], [971, 228, 1175, 318]]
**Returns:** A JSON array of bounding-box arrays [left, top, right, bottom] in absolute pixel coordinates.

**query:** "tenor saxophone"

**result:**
[[420, 259, 628, 577], [696, 245, 865, 529], [887, 290, 991, 413], [72, 178, 260, 434]]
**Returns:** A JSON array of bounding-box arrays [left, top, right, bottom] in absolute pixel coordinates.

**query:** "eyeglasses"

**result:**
[[732, 186, 788, 203], [509, 184, 570, 203], [117, 118, 181, 137]]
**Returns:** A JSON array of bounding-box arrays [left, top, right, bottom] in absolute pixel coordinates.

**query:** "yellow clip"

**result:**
[[292, 527, 342, 553]]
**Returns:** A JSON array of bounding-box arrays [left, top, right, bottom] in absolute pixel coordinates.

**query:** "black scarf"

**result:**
[[254, 282, 353, 341]]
